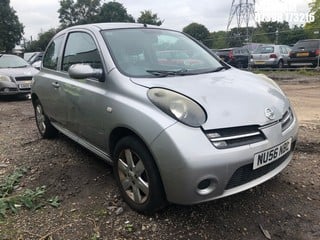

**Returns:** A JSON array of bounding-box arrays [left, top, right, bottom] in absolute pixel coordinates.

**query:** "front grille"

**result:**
[[225, 140, 296, 190], [15, 76, 33, 81], [281, 108, 294, 132], [205, 125, 266, 149]]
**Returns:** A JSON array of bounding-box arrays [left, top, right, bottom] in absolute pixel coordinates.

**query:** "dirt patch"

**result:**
[[0, 76, 319, 240]]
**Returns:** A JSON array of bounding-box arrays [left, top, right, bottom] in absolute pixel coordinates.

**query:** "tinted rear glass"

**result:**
[[254, 46, 274, 54], [293, 40, 320, 50]]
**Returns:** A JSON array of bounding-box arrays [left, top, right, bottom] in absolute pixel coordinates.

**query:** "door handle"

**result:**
[[52, 82, 60, 88]]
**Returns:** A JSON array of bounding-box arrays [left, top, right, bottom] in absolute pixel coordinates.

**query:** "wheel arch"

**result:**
[[109, 127, 157, 162]]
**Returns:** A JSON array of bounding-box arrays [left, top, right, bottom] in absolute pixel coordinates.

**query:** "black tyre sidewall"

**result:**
[[113, 136, 166, 213], [34, 99, 57, 139], [278, 60, 284, 68]]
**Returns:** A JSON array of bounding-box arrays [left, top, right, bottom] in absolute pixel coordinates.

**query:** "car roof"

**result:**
[[61, 22, 161, 33]]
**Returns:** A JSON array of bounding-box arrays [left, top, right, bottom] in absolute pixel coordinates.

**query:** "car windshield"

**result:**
[[0, 55, 30, 68], [254, 46, 275, 54], [101, 28, 223, 77]]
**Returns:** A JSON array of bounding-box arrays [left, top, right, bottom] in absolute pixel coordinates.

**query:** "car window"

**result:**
[[0, 55, 29, 68], [280, 46, 288, 54], [62, 32, 102, 72], [285, 46, 291, 53], [43, 35, 64, 70], [102, 28, 222, 78], [254, 46, 274, 54]]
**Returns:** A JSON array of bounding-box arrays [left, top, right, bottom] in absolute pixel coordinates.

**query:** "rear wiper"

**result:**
[[146, 68, 189, 77]]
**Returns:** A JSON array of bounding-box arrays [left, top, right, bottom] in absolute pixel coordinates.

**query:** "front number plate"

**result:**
[[19, 81, 31, 89], [253, 138, 292, 170]]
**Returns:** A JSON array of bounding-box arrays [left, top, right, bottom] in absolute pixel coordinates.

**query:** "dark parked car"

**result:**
[[288, 39, 320, 67], [216, 47, 250, 68], [0, 54, 39, 96]]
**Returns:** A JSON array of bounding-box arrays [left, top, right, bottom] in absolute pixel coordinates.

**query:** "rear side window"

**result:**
[[43, 35, 64, 70], [62, 32, 102, 72], [280, 46, 288, 54]]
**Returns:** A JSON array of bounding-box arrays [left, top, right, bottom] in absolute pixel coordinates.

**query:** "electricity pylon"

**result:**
[[227, 0, 256, 43]]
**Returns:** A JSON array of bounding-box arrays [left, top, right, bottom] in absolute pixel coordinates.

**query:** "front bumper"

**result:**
[[150, 114, 299, 205], [0, 81, 31, 96]]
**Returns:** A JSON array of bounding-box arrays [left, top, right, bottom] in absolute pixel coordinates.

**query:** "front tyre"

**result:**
[[34, 99, 58, 138], [113, 136, 166, 213]]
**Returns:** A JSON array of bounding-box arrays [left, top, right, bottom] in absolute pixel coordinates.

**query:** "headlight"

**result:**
[[147, 88, 207, 127], [0, 75, 11, 82]]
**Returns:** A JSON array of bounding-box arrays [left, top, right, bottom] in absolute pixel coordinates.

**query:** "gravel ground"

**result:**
[[0, 74, 319, 240]]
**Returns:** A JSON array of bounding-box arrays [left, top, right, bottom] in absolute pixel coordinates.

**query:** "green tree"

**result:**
[[137, 10, 162, 26], [0, 0, 24, 52], [227, 27, 256, 47], [94, 1, 135, 23], [58, 0, 101, 27], [284, 25, 307, 45], [183, 23, 210, 47], [256, 21, 290, 44], [305, 0, 320, 38], [210, 31, 228, 49], [26, 29, 57, 52]]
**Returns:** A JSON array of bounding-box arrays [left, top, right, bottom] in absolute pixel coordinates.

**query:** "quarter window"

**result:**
[[62, 32, 102, 72], [43, 35, 64, 70]]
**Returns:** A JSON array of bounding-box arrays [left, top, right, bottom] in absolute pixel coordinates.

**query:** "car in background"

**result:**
[[216, 47, 250, 68], [28, 52, 43, 65], [156, 50, 202, 67], [250, 44, 291, 68], [0, 54, 39, 97], [24, 52, 43, 64], [288, 39, 320, 68], [23, 52, 36, 61]]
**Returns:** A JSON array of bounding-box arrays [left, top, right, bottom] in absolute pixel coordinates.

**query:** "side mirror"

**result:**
[[68, 64, 104, 82], [32, 60, 41, 70]]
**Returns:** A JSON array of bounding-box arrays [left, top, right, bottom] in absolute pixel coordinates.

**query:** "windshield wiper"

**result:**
[[10, 65, 29, 68], [205, 66, 228, 73], [146, 68, 189, 77]]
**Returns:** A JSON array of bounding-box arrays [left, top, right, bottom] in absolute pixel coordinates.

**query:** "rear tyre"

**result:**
[[113, 136, 166, 213], [277, 60, 284, 69], [34, 99, 58, 138]]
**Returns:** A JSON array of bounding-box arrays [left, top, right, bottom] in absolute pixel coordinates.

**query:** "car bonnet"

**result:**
[[0, 66, 39, 78], [130, 68, 289, 130]]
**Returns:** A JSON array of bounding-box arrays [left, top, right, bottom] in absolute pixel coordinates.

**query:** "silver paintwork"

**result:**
[[31, 23, 299, 205], [0, 54, 39, 96], [118, 148, 149, 204]]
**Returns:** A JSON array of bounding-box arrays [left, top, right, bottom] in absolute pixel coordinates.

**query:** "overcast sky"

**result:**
[[10, 0, 312, 41]]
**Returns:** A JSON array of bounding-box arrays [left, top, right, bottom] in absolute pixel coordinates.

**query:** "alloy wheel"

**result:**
[[117, 148, 149, 204]]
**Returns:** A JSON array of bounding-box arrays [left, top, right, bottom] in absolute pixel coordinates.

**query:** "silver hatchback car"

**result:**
[[31, 23, 298, 213], [250, 44, 291, 68]]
